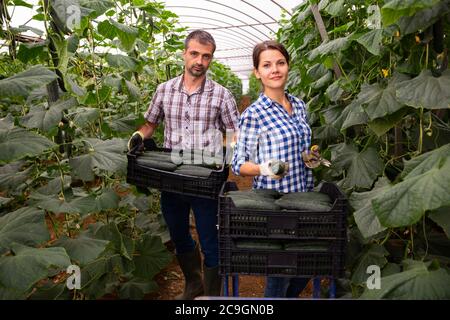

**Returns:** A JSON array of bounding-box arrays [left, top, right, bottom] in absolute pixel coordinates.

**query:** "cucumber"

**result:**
[[280, 191, 332, 203], [283, 241, 329, 252], [235, 240, 283, 250], [182, 149, 222, 169], [174, 165, 214, 177], [275, 191, 332, 211], [136, 158, 178, 171], [139, 151, 181, 164], [275, 198, 332, 211], [228, 195, 281, 210], [226, 188, 280, 199], [271, 160, 288, 175]]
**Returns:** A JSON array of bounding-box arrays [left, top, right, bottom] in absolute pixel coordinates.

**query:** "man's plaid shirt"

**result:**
[[144, 75, 239, 152], [231, 93, 314, 193]]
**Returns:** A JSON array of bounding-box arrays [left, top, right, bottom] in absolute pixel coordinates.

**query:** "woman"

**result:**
[[231, 40, 318, 297]]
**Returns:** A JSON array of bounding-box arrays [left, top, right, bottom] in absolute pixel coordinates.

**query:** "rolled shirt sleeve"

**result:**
[[220, 89, 239, 131], [144, 84, 164, 125], [231, 109, 260, 176]]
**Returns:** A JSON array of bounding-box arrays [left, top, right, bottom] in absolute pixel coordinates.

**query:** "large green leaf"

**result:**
[[368, 109, 408, 137], [396, 70, 450, 109], [0, 161, 32, 193], [109, 19, 139, 52], [308, 35, 351, 60], [373, 158, 450, 227], [0, 127, 55, 164], [53, 233, 109, 266], [0, 286, 27, 299], [325, 80, 344, 102], [35, 176, 72, 196], [429, 206, 450, 239], [325, 0, 345, 16], [121, 79, 141, 101], [360, 260, 450, 299], [118, 278, 158, 300], [401, 143, 450, 179], [80, 0, 114, 17], [351, 244, 388, 285], [356, 29, 383, 56], [65, 77, 87, 98], [350, 178, 392, 239], [90, 222, 134, 261], [0, 65, 57, 98], [69, 138, 127, 181], [106, 54, 138, 71], [0, 114, 14, 130], [28, 193, 97, 215], [0, 207, 50, 253], [0, 244, 70, 291], [70, 107, 100, 128], [381, 0, 441, 26], [95, 188, 119, 211], [17, 41, 47, 64], [339, 100, 369, 131], [107, 114, 139, 133], [312, 124, 340, 141], [397, 1, 450, 35], [133, 234, 172, 280], [97, 20, 117, 40], [20, 98, 78, 132], [330, 143, 384, 189], [358, 73, 409, 120]]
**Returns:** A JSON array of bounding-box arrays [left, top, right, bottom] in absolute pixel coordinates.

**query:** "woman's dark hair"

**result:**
[[252, 40, 290, 69], [185, 30, 216, 53]]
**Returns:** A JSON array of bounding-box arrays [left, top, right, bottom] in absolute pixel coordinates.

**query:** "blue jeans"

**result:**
[[264, 277, 309, 298], [160, 191, 219, 268]]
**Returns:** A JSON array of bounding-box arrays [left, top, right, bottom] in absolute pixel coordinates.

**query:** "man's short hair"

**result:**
[[185, 30, 216, 53]]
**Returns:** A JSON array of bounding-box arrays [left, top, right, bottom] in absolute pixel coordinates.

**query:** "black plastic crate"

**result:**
[[126, 139, 229, 199], [219, 238, 346, 277], [218, 181, 348, 240]]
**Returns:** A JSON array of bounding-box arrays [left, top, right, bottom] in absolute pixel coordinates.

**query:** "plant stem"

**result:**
[[53, 151, 66, 199], [422, 215, 429, 261], [418, 107, 424, 154], [380, 229, 391, 245], [47, 212, 59, 238]]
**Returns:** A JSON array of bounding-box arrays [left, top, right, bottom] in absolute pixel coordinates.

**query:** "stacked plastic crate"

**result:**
[[218, 181, 348, 278], [126, 139, 229, 199]]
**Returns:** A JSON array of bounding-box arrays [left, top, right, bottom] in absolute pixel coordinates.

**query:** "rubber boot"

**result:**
[[175, 245, 204, 300], [203, 265, 222, 297]]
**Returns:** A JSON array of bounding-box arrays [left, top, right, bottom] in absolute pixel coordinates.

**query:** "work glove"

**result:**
[[302, 145, 331, 169], [128, 131, 144, 152], [260, 159, 289, 179]]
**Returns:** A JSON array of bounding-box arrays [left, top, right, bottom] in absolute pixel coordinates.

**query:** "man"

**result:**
[[128, 30, 239, 299]]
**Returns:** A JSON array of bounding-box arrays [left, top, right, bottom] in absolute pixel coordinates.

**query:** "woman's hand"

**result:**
[[260, 160, 289, 179], [302, 145, 331, 168]]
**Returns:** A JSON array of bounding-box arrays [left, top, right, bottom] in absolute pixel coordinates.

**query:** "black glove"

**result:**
[[128, 131, 144, 152]]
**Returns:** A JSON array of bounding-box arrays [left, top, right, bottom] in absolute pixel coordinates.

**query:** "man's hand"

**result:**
[[128, 131, 144, 152], [260, 159, 289, 179], [302, 145, 331, 168]]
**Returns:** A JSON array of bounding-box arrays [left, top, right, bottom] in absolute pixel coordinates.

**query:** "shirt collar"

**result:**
[[258, 91, 298, 110], [172, 74, 214, 93]]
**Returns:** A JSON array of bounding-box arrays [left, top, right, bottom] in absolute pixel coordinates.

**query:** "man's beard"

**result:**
[[187, 64, 206, 77]]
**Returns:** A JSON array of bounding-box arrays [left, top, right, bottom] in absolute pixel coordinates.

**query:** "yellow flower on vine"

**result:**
[[381, 69, 389, 78]]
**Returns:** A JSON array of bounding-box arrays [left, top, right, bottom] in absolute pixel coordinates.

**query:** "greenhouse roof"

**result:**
[[160, 0, 303, 81], [3, 0, 303, 85]]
